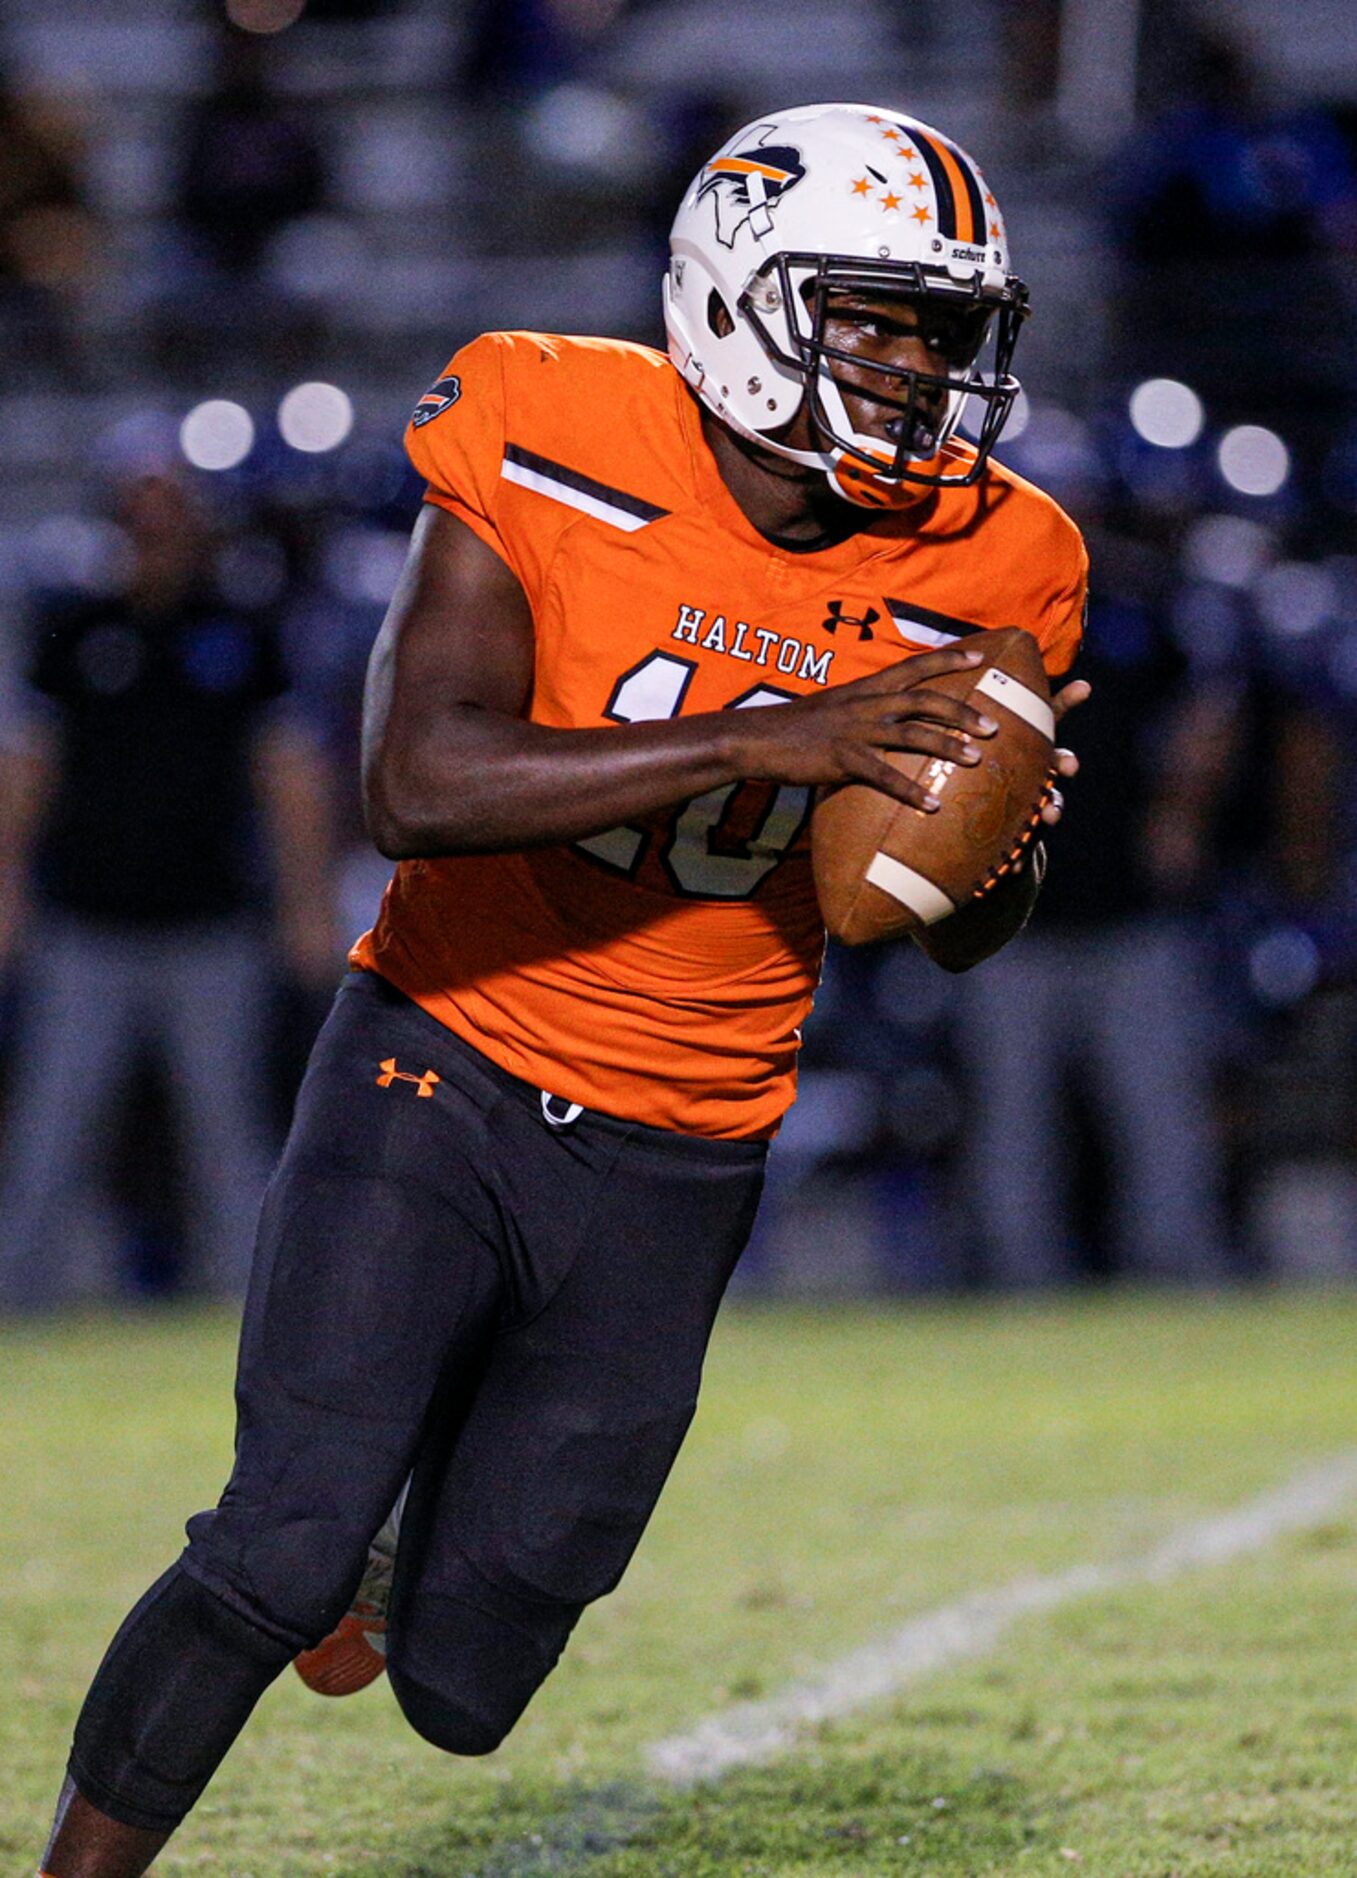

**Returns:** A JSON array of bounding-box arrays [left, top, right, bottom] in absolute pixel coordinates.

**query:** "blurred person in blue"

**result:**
[[458, 0, 633, 99], [1198, 564, 1357, 1274], [955, 504, 1234, 1285], [177, 30, 325, 277], [157, 26, 328, 378], [0, 470, 338, 1311], [1109, 19, 1357, 495]]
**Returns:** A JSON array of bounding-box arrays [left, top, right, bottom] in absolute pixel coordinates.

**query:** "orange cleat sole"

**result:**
[[294, 1606, 388, 1697]]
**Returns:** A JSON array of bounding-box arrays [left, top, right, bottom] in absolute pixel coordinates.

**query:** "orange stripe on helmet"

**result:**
[[915, 134, 978, 244], [709, 157, 797, 183]]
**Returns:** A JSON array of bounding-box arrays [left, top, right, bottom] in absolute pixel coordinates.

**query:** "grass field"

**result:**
[[6, 1290, 1357, 1876]]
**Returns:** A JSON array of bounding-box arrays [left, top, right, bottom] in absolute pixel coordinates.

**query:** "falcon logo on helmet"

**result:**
[[696, 127, 806, 249], [664, 103, 1029, 504]]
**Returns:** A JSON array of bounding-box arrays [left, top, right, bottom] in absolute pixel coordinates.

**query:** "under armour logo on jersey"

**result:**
[[376, 1058, 441, 1097], [697, 127, 806, 248], [821, 601, 880, 641], [410, 375, 461, 429]]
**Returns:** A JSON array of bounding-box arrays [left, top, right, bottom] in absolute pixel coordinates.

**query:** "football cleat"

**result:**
[[294, 1507, 398, 1697]]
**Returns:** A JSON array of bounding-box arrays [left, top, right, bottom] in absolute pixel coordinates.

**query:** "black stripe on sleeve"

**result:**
[[503, 443, 670, 523], [884, 599, 984, 638]]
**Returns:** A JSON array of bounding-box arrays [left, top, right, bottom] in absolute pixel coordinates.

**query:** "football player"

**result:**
[[38, 103, 1088, 1876]]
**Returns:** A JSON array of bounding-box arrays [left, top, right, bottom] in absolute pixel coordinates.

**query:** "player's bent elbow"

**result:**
[[362, 734, 510, 858], [362, 794, 421, 860], [362, 771, 457, 860]]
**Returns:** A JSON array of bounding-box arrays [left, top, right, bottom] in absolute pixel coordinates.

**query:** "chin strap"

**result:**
[[828, 454, 936, 510]]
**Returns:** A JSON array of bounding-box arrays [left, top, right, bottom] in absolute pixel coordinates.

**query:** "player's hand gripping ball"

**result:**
[[812, 627, 1056, 945]]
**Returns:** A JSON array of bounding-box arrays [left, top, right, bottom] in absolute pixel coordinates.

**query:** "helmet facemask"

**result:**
[[738, 253, 1028, 493]]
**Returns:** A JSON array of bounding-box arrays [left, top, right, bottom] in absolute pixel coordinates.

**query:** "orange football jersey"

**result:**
[[352, 331, 1087, 1138]]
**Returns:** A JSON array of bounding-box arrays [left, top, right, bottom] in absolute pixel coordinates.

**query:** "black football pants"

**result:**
[[67, 971, 766, 1831]]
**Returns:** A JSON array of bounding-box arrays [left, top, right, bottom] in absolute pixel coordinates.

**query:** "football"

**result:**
[[812, 626, 1055, 946]]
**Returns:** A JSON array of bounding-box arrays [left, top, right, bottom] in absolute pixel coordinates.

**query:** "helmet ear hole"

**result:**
[[706, 290, 735, 339]]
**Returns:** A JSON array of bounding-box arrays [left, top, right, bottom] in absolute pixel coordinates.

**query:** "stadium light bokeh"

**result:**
[[1181, 513, 1274, 589], [1128, 378, 1205, 449], [180, 400, 255, 472], [1217, 424, 1290, 497], [1253, 561, 1337, 637], [1248, 927, 1321, 1008], [278, 382, 355, 454]]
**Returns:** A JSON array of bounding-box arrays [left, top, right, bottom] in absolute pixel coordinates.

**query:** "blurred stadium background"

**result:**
[[3, 0, 1357, 1308]]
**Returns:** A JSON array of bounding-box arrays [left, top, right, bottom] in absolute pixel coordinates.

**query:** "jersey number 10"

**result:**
[[573, 650, 810, 900]]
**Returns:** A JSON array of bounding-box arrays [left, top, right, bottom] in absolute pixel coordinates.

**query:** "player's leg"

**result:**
[[40, 973, 507, 1875], [0, 921, 141, 1311], [293, 1479, 406, 1695], [382, 1097, 767, 1753], [1093, 920, 1229, 1280], [954, 934, 1072, 1285], [152, 922, 274, 1298]]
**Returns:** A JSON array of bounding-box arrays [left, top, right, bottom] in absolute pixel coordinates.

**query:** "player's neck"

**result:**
[[699, 407, 863, 552]]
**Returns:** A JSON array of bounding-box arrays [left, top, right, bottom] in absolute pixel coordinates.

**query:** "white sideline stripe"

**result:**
[[500, 458, 651, 532], [865, 852, 955, 925], [646, 1448, 1357, 1785], [974, 665, 1056, 740]]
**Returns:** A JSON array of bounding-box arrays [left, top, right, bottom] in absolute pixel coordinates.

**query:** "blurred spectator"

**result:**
[[0, 64, 100, 386], [1108, 21, 1357, 495], [0, 472, 339, 1312], [178, 31, 325, 277], [953, 513, 1234, 1286], [451, 0, 692, 271], [1206, 600, 1357, 1276], [158, 27, 330, 376], [458, 0, 633, 99]]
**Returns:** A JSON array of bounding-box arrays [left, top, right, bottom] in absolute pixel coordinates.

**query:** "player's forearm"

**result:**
[[912, 842, 1045, 973], [363, 704, 746, 858]]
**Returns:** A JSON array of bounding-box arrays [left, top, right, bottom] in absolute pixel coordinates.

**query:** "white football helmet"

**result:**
[[663, 102, 1029, 506]]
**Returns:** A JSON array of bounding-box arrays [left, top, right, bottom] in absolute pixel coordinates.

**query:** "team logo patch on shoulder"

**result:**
[[411, 375, 462, 429], [697, 125, 805, 248]]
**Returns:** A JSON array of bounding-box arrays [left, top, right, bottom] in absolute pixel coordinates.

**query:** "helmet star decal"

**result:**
[[697, 126, 806, 249], [850, 163, 889, 203]]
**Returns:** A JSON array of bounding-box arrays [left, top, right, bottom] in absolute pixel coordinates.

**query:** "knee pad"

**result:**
[[184, 1433, 407, 1651], [386, 1671, 508, 1757], [71, 1564, 295, 1832], [387, 1563, 580, 1756]]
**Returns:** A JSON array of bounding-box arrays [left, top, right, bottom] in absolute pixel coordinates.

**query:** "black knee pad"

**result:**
[[387, 1561, 580, 1757], [387, 1671, 508, 1757], [70, 1563, 295, 1832], [183, 1428, 409, 1651]]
